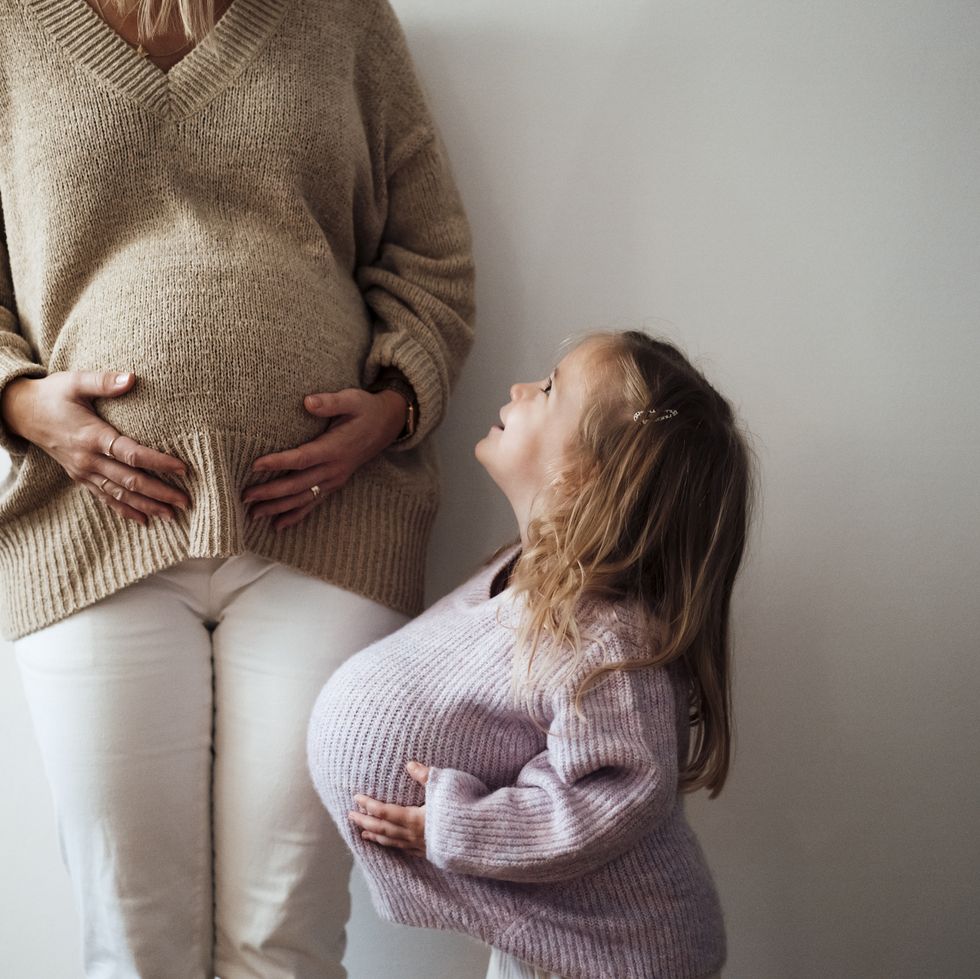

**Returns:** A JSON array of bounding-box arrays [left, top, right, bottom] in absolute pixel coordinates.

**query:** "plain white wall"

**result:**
[[3, 1, 979, 976]]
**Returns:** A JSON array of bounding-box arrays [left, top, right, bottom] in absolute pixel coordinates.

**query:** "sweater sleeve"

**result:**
[[354, 2, 476, 451], [424, 641, 680, 884], [0, 197, 46, 460]]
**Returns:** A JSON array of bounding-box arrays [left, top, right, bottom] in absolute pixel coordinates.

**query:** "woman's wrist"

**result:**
[[367, 369, 418, 444], [373, 388, 410, 447]]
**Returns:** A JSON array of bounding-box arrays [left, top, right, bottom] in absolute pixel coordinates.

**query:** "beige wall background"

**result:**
[[3, 1, 978, 976]]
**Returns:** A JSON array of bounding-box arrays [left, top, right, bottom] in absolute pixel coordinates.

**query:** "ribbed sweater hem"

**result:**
[[0, 429, 438, 640], [369, 889, 724, 979]]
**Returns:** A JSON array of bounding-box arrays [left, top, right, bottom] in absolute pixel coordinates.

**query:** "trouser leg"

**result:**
[[14, 560, 216, 979], [485, 946, 568, 979], [210, 555, 409, 979]]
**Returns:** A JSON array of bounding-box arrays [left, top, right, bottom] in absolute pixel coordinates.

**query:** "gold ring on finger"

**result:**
[[105, 435, 119, 459], [310, 484, 321, 498]]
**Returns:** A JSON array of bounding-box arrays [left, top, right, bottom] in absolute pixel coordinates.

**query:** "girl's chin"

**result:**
[[475, 426, 501, 450], [473, 439, 498, 478]]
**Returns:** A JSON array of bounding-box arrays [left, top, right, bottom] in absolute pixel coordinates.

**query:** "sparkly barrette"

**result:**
[[633, 407, 678, 425]]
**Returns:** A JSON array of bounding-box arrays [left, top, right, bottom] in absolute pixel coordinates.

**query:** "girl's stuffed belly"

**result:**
[[307, 641, 545, 837], [309, 652, 437, 815]]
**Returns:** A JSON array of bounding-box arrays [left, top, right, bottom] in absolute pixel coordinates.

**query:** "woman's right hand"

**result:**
[[0, 370, 191, 526]]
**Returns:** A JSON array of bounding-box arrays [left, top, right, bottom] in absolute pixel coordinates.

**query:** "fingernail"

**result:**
[[159, 511, 173, 522], [114, 373, 131, 387], [307, 395, 321, 409]]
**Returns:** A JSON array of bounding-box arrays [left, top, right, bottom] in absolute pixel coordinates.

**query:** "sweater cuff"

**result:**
[[424, 764, 492, 874], [0, 346, 46, 460], [363, 329, 443, 452]]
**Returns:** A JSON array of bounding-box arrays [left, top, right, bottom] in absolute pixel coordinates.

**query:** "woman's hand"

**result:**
[[243, 386, 407, 531], [348, 761, 429, 858], [0, 371, 190, 525]]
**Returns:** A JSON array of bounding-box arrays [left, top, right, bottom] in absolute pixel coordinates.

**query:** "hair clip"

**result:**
[[633, 407, 678, 425]]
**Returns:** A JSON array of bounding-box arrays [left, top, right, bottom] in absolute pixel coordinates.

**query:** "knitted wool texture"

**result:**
[[308, 544, 727, 979], [0, 0, 475, 639]]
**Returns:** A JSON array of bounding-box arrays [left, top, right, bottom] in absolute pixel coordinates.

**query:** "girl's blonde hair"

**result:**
[[104, 0, 218, 48], [504, 330, 756, 798]]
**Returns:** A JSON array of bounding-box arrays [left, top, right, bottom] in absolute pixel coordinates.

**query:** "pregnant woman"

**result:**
[[0, 0, 474, 976]]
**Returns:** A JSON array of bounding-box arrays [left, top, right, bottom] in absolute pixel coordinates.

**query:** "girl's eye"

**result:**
[[541, 378, 552, 395]]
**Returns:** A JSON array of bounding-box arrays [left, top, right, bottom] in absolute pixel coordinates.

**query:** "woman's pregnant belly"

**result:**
[[46, 235, 373, 451]]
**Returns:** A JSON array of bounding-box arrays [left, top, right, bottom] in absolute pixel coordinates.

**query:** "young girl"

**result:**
[[307, 330, 753, 979]]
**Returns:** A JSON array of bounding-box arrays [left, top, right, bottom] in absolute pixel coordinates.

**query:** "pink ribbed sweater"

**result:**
[[307, 544, 726, 979]]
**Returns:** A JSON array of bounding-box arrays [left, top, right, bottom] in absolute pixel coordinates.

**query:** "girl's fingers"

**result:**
[[360, 830, 424, 854], [353, 795, 416, 826], [406, 761, 430, 784], [361, 830, 405, 848], [348, 810, 416, 843]]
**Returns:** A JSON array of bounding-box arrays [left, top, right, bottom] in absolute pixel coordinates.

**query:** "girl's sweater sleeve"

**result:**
[[0, 196, 46, 460], [354, 0, 476, 452], [424, 634, 681, 884]]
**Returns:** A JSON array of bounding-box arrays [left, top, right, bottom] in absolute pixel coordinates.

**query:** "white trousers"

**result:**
[[485, 946, 564, 978], [14, 554, 409, 979]]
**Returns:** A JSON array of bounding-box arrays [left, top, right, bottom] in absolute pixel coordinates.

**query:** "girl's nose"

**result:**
[[509, 380, 532, 401]]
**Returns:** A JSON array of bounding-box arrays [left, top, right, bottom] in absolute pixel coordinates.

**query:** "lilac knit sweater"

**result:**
[[307, 544, 726, 979]]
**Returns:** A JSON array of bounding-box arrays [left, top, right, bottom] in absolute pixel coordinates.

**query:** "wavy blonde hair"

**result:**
[[502, 330, 756, 797], [103, 0, 219, 47]]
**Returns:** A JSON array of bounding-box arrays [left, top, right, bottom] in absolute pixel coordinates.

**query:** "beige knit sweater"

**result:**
[[0, 0, 475, 639]]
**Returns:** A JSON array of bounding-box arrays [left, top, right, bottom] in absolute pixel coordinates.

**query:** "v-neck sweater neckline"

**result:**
[[23, 0, 293, 120]]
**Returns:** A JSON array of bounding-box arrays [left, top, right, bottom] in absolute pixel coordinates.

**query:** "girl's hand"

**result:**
[[0, 371, 190, 525], [243, 387, 407, 532], [348, 761, 429, 858]]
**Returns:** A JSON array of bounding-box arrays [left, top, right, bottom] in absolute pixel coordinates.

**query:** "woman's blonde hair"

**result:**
[[504, 330, 757, 797], [104, 0, 218, 48]]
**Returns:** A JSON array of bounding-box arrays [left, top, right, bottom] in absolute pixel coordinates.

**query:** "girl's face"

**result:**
[[475, 339, 600, 529]]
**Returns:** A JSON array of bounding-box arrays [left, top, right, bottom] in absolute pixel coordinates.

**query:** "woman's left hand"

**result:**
[[243, 387, 407, 531], [348, 761, 429, 857]]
